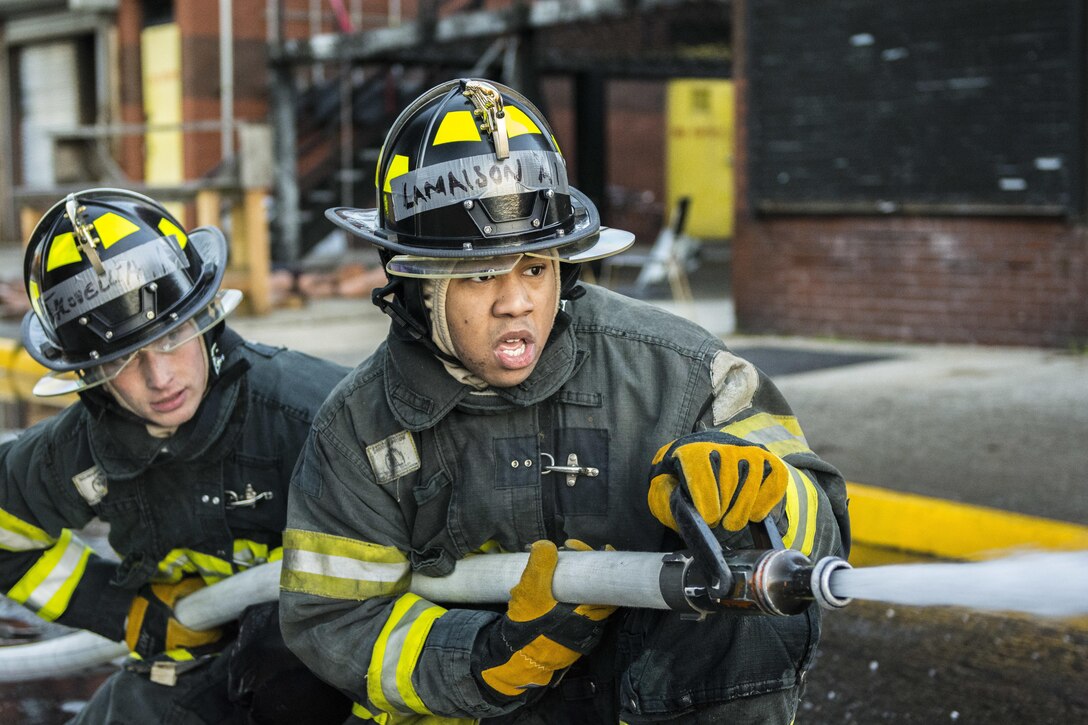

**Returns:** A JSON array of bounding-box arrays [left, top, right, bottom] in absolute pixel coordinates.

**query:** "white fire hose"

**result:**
[[0, 549, 848, 683], [0, 553, 667, 683]]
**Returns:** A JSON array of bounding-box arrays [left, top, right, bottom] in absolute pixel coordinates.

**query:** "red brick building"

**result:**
[[3, 0, 1084, 347], [731, 0, 1087, 347]]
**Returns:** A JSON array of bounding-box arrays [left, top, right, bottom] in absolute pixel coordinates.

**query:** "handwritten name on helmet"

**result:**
[[391, 149, 569, 222]]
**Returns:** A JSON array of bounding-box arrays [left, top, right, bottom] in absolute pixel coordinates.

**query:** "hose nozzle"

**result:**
[[809, 555, 853, 610], [666, 548, 853, 616]]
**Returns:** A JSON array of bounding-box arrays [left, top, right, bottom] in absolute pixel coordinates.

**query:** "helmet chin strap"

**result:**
[[559, 262, 586, 301], [370, 278, 462, 366]]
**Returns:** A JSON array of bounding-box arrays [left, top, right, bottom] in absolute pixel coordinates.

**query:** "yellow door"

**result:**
[[141, 23, 184, 219], [666, 79, 734, 240]]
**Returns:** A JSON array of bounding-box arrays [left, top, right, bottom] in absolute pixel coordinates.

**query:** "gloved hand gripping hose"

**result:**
[[473, 540, 617, 699]]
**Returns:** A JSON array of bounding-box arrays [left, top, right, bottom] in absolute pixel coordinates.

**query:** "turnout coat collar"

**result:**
[[384, 308, 581, 431], [84, 329, 248, 479]]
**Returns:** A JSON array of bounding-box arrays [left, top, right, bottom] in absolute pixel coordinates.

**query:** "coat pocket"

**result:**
[[409, 470, 458, 576]]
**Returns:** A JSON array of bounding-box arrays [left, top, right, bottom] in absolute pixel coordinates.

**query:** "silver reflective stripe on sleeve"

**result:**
[[783, 464, 819, 555], [6, 529, 92, 621], [285, 547, 410, 584], [722, 412, 814, 458], [280, 529, 412, 601], [368, 593, 447, 716]]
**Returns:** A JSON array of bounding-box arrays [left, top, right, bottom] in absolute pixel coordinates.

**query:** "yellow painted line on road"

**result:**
[[848, 481, 1088, 562]]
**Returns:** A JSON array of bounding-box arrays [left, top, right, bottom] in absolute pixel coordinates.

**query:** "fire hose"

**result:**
[[0, 489, 851, 682]]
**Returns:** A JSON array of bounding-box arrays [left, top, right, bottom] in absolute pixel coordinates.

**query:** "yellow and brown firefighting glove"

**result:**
[[125, 577, 223, 658], [473, 539, 617, 700], [647, 430, 789, 533]]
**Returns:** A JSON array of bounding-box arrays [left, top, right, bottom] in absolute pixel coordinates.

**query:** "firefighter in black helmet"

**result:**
[[22, 189, 242, 417], [3, 188, 351, 722], [281, 79, 849, 723], [327, 77, 633, 359]]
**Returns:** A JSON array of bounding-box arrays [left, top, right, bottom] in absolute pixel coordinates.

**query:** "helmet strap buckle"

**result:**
[[371, 280, 428, 341]]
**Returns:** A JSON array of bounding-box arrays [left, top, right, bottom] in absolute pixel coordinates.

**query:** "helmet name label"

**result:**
[[391, 149, 568, 221], [41, 239, 189, 327]]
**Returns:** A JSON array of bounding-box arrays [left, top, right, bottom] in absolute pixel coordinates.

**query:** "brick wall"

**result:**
[[732, 216, 1088, 347], [178, 0, 269, 180], [115, 0, 270, 184], [541, 77, 666, 245], [732, 0, 1088, 348], [606, 80, 666, 245], [116, 0, 144, 181]]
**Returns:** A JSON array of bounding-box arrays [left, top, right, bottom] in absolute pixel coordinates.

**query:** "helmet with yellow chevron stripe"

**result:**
[[325, 78, 634, 275], [20, 188, 241, 391]]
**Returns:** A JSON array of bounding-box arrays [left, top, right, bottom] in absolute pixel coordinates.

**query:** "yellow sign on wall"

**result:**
[[666, 79, 734, 240], [141, 22, 183, 200]]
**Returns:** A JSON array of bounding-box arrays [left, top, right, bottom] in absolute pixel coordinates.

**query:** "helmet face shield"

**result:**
[[384, 227, 636, 279], [31, 288, 242, 397], [385, 254, 524, 279]]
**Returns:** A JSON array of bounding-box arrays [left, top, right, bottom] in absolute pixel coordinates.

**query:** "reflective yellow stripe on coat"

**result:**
[[0, 507, 55, 552], [6, 528, 92, 621], [721, 411, 812, 458], [721, 412, 821, 556], [154, 541, 283, 584], [366, 593, 448, 716], [280, 528, 411, 600], [781, 465, 819, 555]]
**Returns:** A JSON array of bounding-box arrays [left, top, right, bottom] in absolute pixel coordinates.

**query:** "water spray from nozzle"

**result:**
[[827, 550, 1088, 618]]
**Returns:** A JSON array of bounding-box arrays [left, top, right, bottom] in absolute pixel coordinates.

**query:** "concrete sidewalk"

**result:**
[[752, 336, 1088, 526]]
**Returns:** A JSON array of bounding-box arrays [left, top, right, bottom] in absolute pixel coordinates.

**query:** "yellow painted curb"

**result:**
[[847, 481, 1088, 561]]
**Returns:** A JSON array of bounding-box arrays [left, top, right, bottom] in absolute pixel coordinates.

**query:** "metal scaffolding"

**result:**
[[266, 0, 730, 262]]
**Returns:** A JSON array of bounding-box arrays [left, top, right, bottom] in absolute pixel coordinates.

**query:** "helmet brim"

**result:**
[[325, 187, 635, 262], [21, 225, 231, 372]]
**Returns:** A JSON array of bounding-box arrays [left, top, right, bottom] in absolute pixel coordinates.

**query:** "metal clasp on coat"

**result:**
[[225, 483, 274, 509], [540, 452, 599, 487]]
